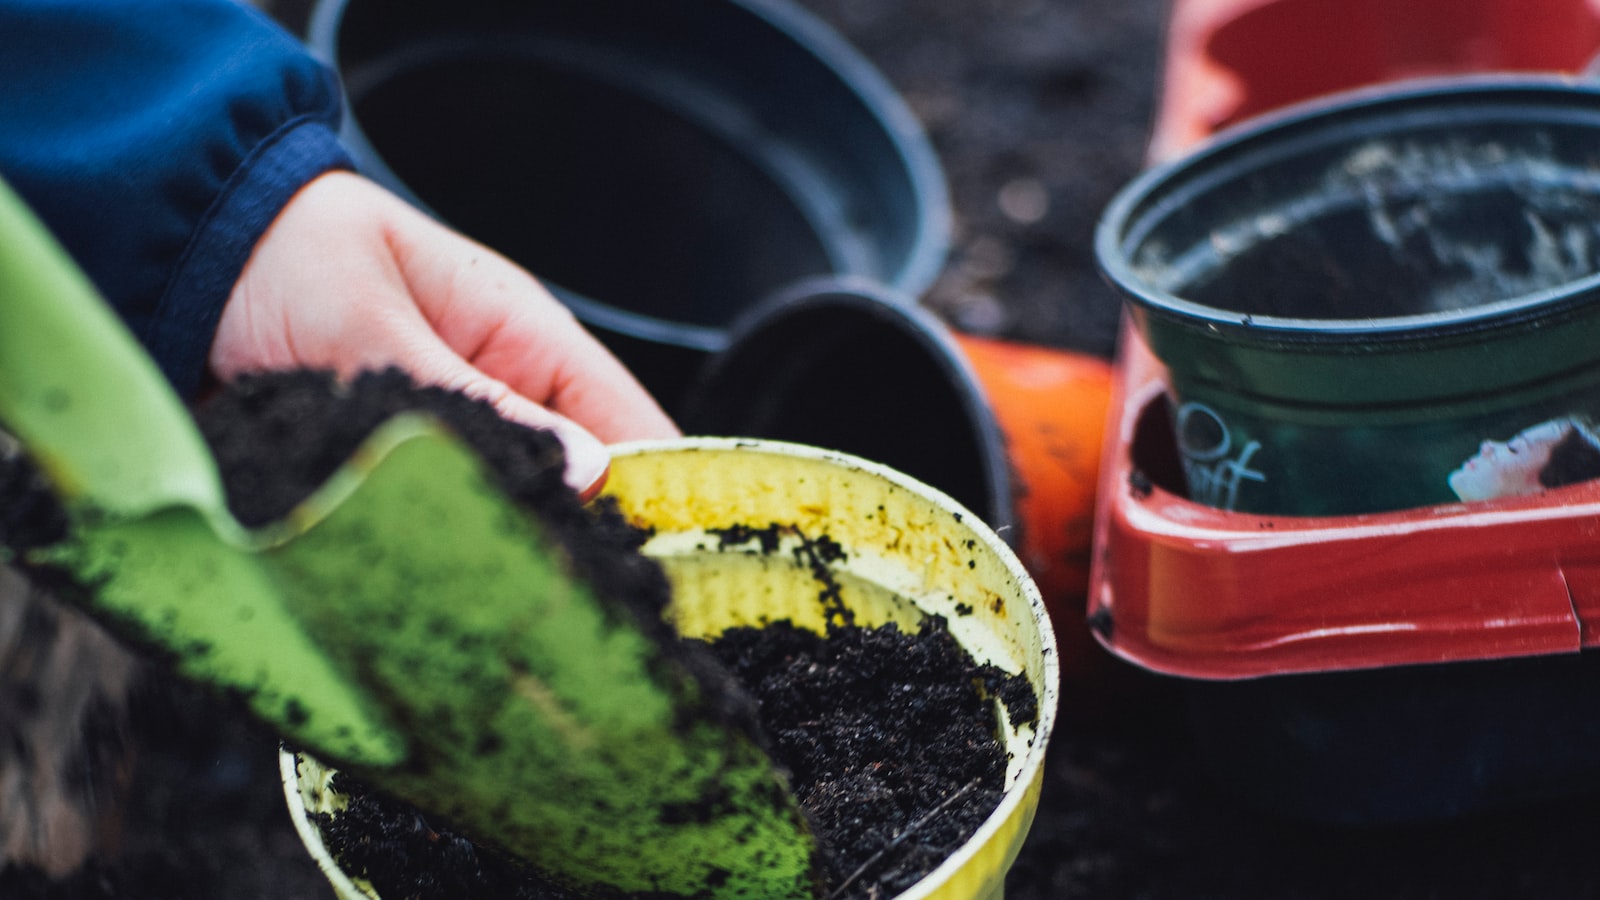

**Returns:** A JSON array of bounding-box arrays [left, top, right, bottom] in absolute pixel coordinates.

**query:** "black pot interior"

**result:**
[[1123, 94, 1600, 321], [346, 49, 831, 331], [323, 0, 941, 338], [684, 294, 1008, 529]]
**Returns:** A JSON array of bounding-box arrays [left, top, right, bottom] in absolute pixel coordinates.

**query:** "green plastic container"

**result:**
[[1099, 75, 1600, 515]]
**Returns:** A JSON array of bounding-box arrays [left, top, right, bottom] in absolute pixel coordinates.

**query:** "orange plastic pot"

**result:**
[[955, 334, 1106, 614], [1149, 0, 1600, 161], [683, 278, 1113, 685]]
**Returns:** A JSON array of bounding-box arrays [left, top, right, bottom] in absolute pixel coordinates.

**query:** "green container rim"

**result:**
[[1097, 73, 1600, 349]]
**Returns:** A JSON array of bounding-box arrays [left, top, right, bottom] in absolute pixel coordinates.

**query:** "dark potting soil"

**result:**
[[1, 368, 1030, 899], [322, 617, 1028, 900]]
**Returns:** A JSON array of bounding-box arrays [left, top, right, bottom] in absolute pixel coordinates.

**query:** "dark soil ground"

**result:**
[[790, 0, 1162, 361], [10, 1, 1600, 898]]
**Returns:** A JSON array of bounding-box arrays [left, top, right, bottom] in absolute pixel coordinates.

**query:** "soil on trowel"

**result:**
[[2, 369, 1032, 899]]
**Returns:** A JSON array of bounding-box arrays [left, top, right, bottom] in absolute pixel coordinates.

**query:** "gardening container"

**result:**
[[1148, 0, 1600, 162], [682, 278, 1113, 685], [306, 0, 950, 415], [1091, 75, 1600, 824], [284, 437, 1059, 900], [1100, 75, 1600, 517]]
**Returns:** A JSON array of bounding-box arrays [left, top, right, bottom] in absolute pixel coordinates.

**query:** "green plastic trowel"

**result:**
[[0, 177, 817, 898]]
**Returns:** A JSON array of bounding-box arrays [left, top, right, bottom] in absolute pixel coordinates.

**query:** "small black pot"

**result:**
[[308, 0, 950, 414], [683, 278, 1012, 537]]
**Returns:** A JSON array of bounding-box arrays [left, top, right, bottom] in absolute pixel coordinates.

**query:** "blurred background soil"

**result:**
[[13, 1, 1600, 898], [790, 0, 1161, 361]]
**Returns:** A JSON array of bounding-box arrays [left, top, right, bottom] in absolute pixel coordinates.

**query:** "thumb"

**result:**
[[403, 341, 613, 500], [486, 389, 613, 502]]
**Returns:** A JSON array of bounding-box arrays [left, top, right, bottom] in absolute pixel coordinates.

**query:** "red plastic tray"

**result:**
[[1088, 316, 1600, 680]]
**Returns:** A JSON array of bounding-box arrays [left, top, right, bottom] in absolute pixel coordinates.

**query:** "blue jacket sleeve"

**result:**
[[0, 0, 354, 398]]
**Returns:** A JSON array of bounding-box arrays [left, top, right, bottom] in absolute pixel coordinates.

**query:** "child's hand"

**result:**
[[209, 171, 679, 497]]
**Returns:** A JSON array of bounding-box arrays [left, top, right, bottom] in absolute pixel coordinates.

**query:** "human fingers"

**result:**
[[373, 186, 680, 444], [211, 172, 637, 495]]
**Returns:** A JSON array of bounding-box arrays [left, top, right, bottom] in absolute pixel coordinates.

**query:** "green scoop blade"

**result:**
[[272, 416, 819, 898], [0, 176, 404, 767], [0, 178, 817, 897], [0, 192, 220, 521]]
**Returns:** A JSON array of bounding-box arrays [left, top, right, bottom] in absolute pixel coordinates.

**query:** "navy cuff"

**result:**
[[146, 118, 354, 399]]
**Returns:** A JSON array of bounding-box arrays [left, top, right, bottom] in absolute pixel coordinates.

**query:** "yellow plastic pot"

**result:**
[[282, 437, 1058, 900]]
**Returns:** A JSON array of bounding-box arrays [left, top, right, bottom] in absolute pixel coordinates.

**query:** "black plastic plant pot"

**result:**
[[682, 278, 1014, 542], [1098, 75, 1600, 516], [684, 278, 1119, 682], [307, 0, 950, 415]]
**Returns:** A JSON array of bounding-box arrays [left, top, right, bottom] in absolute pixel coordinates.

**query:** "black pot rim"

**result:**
[[1097, 73, 1600, 346], [308, 0, 952, 352]]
